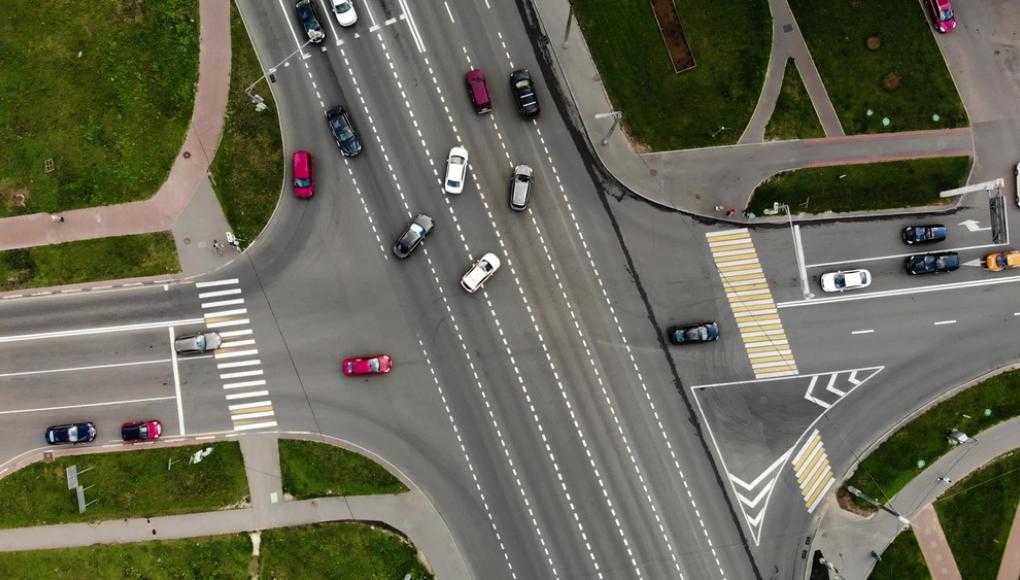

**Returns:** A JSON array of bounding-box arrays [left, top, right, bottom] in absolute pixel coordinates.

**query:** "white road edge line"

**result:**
[[806, 242, 1005, 269], [0, 395, 176, 416], [169, 327, 185, 435], [0, 358, 170, 379], [0, 318, 205, 343], [397, 0, 425, 52], [778, 273, 1020, 308]]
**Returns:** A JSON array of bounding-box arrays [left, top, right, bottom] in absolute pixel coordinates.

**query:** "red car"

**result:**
[[121, 420, 162, 442], [464, 69, 492, 114], [925, 0, 956, 33], [342, 354, 393, 376], [292, 150, 315, 198]]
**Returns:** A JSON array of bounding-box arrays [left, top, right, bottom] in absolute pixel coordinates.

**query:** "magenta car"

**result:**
[[926, 0, 956, 33]]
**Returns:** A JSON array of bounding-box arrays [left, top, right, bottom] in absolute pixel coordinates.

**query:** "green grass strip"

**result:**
[[209, 3, 284, 246], [259, 522, 432, 580], [764, 59, 824, 141], [869, 528, 931, 580], [936, 450, 1020, 580], [0, 232, 180, 292], [0, 442, 248, 528], [279, 439, 407, 500], [0, 0, 198, 217], [0, 534, 251, 579], [747, 156, 970, 215], [846, 370, 1020, 511]]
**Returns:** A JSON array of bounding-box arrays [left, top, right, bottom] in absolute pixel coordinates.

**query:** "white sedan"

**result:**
[[820, 269, 872, 293], [444, 146, 469, 194], [331, 0, 358, 27], [461, 253, 500, 293]]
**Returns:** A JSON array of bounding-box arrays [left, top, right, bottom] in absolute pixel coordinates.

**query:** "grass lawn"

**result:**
[[0, 0, 198, 217], [845, 369, 1020, 511], [788, 0, 967, 134], [260, 522, 432, 580], [747, 156, 970, 214], [0, 232, 180, 291], [869, 529, 931, 580], [0, 534, 251, 579], [574, 0, 771, 150], [209, 3, 284, 246], [764, 59, 824, 141], [0, 442, 248, 528], [278, 439, 407, 499], [936, 450, 1020, 580]]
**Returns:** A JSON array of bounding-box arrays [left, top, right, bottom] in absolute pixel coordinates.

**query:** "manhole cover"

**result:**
[[183, 237, 191, 245], [782, 24, 793, 33], [183, 151, 191, 159]]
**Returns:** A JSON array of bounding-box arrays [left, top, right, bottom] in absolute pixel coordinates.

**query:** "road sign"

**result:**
[[66, 465, 78, 490], [990, 194, 1007, 244]]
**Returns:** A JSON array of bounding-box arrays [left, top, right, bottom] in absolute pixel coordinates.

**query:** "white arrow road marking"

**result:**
[[959, 219, 991, 232]]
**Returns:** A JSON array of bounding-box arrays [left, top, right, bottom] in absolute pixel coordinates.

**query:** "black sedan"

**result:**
[[509, 69, 540, 118], [325, 106, 362, 157], [45, 422, 96, 445], [901, 224, 947, 245], [667, 321, 719, 345], [392, 213, 434, 259], [295, 0, 325, 44], [906, 251, 960, 275]]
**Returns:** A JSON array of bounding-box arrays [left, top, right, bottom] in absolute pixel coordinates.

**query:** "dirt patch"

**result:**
[[882, 71, 902, 91], [0, 183, 29, 211], [650, 0, 696, 73], [836, 484, 878, 516]]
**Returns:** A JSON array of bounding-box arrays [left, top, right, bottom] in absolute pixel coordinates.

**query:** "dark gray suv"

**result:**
[[393, 214, 435, 259]]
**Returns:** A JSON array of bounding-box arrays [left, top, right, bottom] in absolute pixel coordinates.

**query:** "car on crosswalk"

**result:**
[[174, 331, 222, 354]]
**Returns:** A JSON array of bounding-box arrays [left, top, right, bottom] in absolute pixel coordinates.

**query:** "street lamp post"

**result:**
[[594, 111, 623, 146], [563, 1, 574, 48], [777, 203, 813, 299], [244, 37, 317, 110]]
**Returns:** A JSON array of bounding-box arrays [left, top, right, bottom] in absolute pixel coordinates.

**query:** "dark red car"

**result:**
[[292, 150, 315, 198], [342, 354, 393, 376], [465, 69, 492, 114], [121, 420, 162, 442]]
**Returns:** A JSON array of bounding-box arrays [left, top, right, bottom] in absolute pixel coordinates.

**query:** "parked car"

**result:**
[[325, 105, 363, 157], [820, 269, 872, 292], [393, 213, 435, 259], [901, 224, 947, 245], [331, 0, 357, 27], [985, 250, 1020, 272], [45, 422, 96, 445], [509, 69, 540, 118], [444, 146, 469, 194], [925, 0, 957, 33], [292, 150, 315, 198], [295, 0, 326, 43], [461, 252, 500, 293], [667, 322, 719, 345], [174, 331, 222, 354], [465, 68, 492, 114], [342, 354, 393, 376], [121, 420, 162, 442], [508, 164, 533, 211], [906, 252, 960, 275]]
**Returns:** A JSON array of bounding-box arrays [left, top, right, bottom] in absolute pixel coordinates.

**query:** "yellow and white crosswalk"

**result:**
[[791, 430, 835, 513], [706, 229, 798, 378]]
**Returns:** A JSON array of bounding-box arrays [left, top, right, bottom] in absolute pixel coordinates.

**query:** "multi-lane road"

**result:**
[[3, 1, 1020, 579]]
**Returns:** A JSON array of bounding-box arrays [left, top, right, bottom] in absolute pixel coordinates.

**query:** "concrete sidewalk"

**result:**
[[0, 0, 234, 275], [529, 0, 974, 218], [807, 416, 1020, 579], [0, 432, 472, 580]]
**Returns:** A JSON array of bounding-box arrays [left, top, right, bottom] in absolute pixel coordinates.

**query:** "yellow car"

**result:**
[[985, 250, 1020, 272]]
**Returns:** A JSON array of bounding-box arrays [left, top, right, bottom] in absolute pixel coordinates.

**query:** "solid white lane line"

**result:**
[[220, 339, 256, 348], [206, 318, 251, 329], [201, 298, 245, 309], [223, 379, 267, 390], [275, 0, 307, 55], [232, 420, 278, 431], [933, 319, 957, 326], [203, 308, 247, 318], [778, 273, 1020, 308], [220, 369, 263, 380], [197, 288, 242, 299], [231, 410, 275, 421], [217, 359, 261, 369], [0, 318, 205, 343], [214, 348, 259, 359], [195, 278, 239, 288], [228, 400, 272, 411], [443, 1, 455, 22], [219, 329, 253, 338], [807, 242, 1004, 268], [225, 390, 269, 401], [0, 395, 176, 416], [169, 327, 185, 435], [0, 358, 169, 379], [850, 329, 874, 335]]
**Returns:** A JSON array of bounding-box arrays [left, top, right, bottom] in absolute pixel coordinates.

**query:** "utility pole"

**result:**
[[244, 37, 317, 110], [594, 111, 623, 146], [846, 486, 911, 527], [563, 1, 574, 48]]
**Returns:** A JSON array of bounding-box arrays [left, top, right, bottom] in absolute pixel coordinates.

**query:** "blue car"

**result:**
[[46, 422, 96, 445], [902, 224, 947, 245], [667, 322, 719, 345]]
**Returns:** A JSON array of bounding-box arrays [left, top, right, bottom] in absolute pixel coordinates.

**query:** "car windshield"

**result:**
[[686, 327, 705, 340], [68, 425, 78, 439], [940, 8, 953, 20], [833, 274, 846, 288], [451, 155, 465, 165], [447, 178, 460, 188], [409, 224, 424, 236], [294, 177, 311, 187], [195, 335, 206, 350], [336, 1, 352, 12], [338, 123, 354, 141], [515, 79, 530, 89], [369, 358, 380, 372]]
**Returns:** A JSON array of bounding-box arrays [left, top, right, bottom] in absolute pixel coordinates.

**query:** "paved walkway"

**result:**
[[530, 0, 975, 218], [0, 0, 234, 276], [0, 432, 472, 580], [997, 503, 1020, 580], [912, 504, 962, 580], [807, 415, 1020, 580]]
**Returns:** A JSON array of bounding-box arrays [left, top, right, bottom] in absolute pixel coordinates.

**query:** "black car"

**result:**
[[901, 224, 947, 245], [45, 422, 97, 445], [509, 69, 540, 118], [326, 106, 362, 157], [906, 251, 960, 275], [393, 213, 435, 259], [295, 0, 325, 44], [667, 321, 719, 345]]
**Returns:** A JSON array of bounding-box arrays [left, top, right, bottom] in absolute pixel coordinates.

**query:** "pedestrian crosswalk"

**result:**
[[791, 430, 835, 513], [705, 229, 798, 379], [195, 278, 277, 432]]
